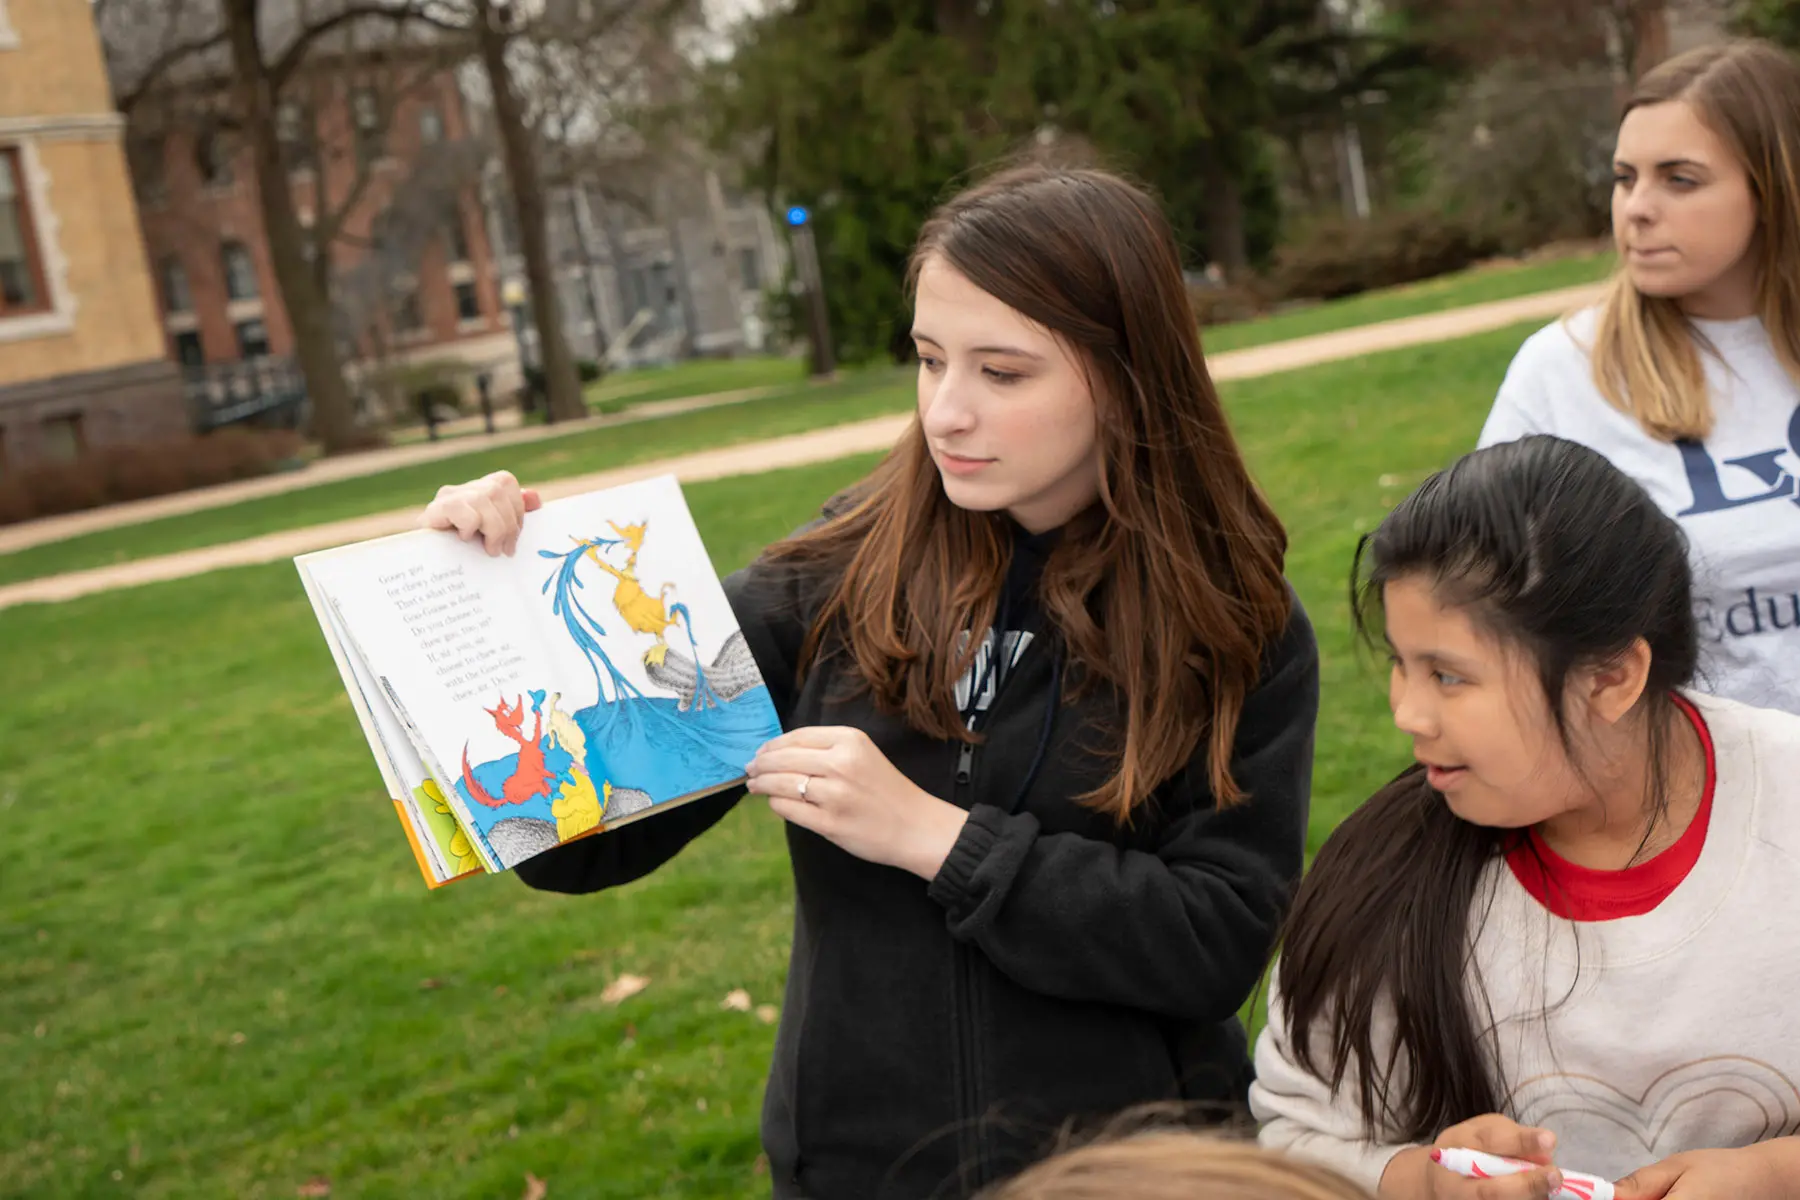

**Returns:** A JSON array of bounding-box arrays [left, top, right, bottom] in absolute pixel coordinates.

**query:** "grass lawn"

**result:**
[[1, 322, 1532, 1197], [0, 254, 1605, 591], [1202, 248, 1613, 354], [0, 368, 911, 590], [586, 358, 809, 415]]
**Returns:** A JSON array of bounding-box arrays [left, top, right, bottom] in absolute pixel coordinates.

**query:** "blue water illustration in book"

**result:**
[[454, 519, 779, 869]]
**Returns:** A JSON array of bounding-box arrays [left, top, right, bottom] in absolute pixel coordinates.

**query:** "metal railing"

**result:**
[[184, 358, 310, 433]]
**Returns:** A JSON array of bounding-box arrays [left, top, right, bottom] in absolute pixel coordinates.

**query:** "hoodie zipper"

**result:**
[[950, 625, 1031, 1189], [951, 742, 984, 1184]]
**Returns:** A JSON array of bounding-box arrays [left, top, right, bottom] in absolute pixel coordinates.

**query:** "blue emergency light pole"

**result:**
[[786, 205, 836, 379]]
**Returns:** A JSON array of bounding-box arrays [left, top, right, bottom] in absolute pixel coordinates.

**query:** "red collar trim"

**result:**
[[1506, 695, 1715, 922]]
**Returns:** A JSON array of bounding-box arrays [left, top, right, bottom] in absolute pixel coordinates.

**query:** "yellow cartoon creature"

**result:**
[[578, 520, 682, 666], [542, 691, 603, 840]]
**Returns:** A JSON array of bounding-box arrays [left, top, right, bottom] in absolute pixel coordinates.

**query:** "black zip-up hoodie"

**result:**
[[516, 518, 1319, 1199]]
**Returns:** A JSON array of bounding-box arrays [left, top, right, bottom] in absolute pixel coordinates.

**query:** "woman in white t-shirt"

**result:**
[[1480, 39, 1800, 714]]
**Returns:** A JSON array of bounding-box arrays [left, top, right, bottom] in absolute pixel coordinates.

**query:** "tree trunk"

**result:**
[[1627, 0, 1669, 79], [474, 0, 584, 423], [221, 0, 363, 453], [1200, 141, 1250, 277]]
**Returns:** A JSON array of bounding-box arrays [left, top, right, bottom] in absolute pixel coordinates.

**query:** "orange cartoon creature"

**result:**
[[461, 695, 558, 808], [578, 520, 685, 667]]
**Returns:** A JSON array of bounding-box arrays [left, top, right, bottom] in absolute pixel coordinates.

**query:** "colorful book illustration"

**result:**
[[294, 474, 782, 888]]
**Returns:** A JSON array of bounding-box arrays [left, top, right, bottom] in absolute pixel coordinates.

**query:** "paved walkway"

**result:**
[[0, 386, 775, 556], [0, 281, 1603, 612]]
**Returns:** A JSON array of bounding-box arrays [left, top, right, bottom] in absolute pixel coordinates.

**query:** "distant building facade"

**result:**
[[123, 53, 523, 411], [0, 0, 185, 471], [482, 160, 791, 372]]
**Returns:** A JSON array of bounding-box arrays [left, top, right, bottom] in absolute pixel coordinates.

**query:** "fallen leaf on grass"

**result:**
[[419, 978, 444, 990], [297, 1178, 331, 1197], [521, 1171, 548, 1200], [601, 974, 649, 1005], [756, 1005, 778, 1024], [721, 989, 752, 1012]]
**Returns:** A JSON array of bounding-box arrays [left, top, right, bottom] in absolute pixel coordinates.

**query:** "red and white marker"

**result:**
[[1431, 1147, 1615, 1200]]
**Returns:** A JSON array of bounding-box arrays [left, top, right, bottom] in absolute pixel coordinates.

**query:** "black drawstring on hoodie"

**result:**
[[1005, 646, 1060, 814]]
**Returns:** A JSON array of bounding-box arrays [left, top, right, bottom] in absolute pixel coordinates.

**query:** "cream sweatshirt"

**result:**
[[1250, 694, 1800, 1189]]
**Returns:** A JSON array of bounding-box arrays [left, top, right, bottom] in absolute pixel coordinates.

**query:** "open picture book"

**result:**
[[295, 474, 782, 888]]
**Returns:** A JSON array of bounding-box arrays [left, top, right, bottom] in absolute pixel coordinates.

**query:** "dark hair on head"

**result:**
[[1276, 434, 1698, 1142]]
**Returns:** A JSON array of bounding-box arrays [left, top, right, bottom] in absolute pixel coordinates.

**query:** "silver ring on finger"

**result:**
[[797, 775, 810, 801]]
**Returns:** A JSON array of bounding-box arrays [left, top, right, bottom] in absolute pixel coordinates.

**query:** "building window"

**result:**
[[352, 89, 382, 167], [160, 257, 192, 313], [40, 413, 84, 462], [221, 241, 258, 301], [454, 279, 480, 322], [276, 100, 312, 168], [0, 147, 46, 315], [235, 318, 270, 359], [624, 265, 650, 315], [419, 105, 444, 145], [392, 284, 422, 334], [196, 128, 233, 187], [493, 198, 520, 259], [739, 246, 761, 293], [172, 329, 204, 367], [444, 211, 470, 263]]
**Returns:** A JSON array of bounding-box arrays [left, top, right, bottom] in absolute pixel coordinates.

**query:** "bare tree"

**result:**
[[467, 0, 585, 421], [1400, 0, 1674, 79], [499, 0, 708, 367], [105, 0, 461, 453]]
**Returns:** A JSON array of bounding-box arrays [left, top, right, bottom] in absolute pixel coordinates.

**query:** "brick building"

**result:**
[[0, 0, 186, 471], [124, 44, 522, 411]]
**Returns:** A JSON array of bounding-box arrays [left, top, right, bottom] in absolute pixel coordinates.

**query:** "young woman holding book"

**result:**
[[420, 165, 1318, 1200], [1249, 436, 1800, 1199], [1478, 40, 1800, 715]]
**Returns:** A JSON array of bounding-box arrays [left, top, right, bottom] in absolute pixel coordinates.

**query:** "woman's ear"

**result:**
[[1581, 637, 1655, 726]]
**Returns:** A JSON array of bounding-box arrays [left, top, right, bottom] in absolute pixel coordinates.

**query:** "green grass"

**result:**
[[0, 322, 1535, 1197], [0, 254, 1605, 592], [586, 357, 809, 414], [0, 369, 910, 589], [1201, 249, 1613, 353]]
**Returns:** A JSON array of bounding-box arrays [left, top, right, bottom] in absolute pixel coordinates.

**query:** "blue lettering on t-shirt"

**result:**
[[1677, 406, 1800, 516], [1696, 587, 1800, 643]]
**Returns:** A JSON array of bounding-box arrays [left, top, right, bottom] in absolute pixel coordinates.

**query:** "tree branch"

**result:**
[[316, 60, 466, 245], [270, 2, 468, 90], [116, 27, 230, 113]]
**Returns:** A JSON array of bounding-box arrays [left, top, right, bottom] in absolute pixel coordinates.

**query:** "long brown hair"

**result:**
[[763, 165, 1290, 820], [1277, 437, 1698, 1142], [1591, 39, 1800, 440]]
